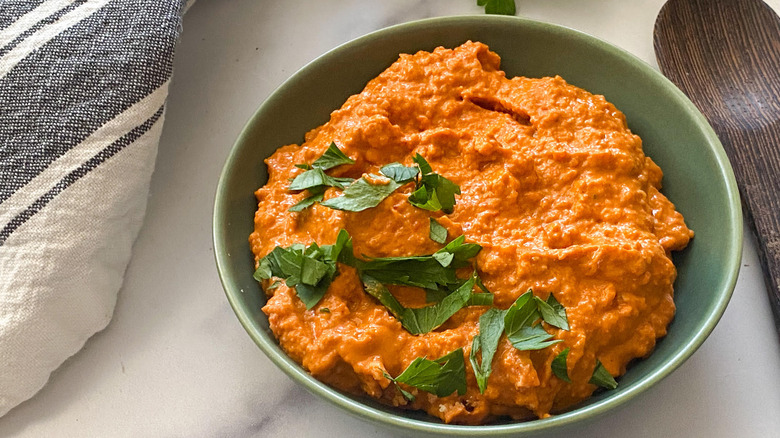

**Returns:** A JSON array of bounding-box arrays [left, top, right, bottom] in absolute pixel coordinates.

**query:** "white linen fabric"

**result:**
[[0, 0, 187, 417]]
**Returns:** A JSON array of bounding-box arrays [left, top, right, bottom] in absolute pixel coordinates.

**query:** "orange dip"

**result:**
[[249, 41, 693, 424]]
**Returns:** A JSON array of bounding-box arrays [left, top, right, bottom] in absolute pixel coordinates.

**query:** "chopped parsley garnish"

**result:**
[[551, 348, 571, 383], [469, 308, 505, 393], [407, 154, 460, 214], [318, 161, 421, 212], [288, 143, 355, 212], [465, 291, 494, 306], [429, 217, 448, 244], [320, 175, 404, 212], [254, 227, 582, 394], [253, 230, 350, 309], [289, 167, 352, 191], [467, 291, 570, 392], [505, 290, 563, 351], [346, 235, 481, 290], [400, 274, 477, 334], [589, 360, 618, 390], [384, 348, 468, 401], [477, 0, 516, 15], [362, 272, 485, 335], [311, 142, 356, 170], [380, 162, 420, 183], [288, 145, 461, 214], [534, 294, 569, 330], [289, 186, 325, 212]]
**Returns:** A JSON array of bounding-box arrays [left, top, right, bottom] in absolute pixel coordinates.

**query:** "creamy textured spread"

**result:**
[[249, 41, 693, 424]]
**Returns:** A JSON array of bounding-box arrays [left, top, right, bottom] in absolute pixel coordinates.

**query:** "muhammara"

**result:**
[[249, 41, 693, 424]]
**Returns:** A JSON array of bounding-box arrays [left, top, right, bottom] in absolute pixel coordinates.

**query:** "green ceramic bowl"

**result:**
[[214, 15, 742, 437]]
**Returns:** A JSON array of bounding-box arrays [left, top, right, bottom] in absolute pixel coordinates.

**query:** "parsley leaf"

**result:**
[[387, 348, 468, 398], [469, 307, 505, 393], [288, 143, 355, 212], [429, 217, 448, 244], [360, 269, 490, 335], [477, 0, 516, 15], [253, 230, 351, 309], [407, 154, 461, 214], [401, 274, 476, 334], [425, 288, 449, 303], [534, 293, 569, 330], [346, 237, 484, 334], [412, 153, 433, 175], [311, 142, 355, 170], [503, 290, 539, 334], [433, 235, 481, 268], [507, 324, 562, 350], [589, 360, 618, 389], [466, 292, 494, 306], [504, 290, 563, 351], [380, 162, 419, 183], [288, 187, 325, 212], [361, 273, 406, 319], [551, 348, 572, 383], [346, 235, 481, 290], [289, 168, 351, 191], [357, 256, 457, 290], [320, 175, 403, 212]]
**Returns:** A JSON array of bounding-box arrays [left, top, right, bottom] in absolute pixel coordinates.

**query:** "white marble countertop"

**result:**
[[2, 0, 780, 436]]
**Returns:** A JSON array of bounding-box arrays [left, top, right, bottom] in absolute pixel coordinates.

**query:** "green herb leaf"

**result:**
[[412, 153, 433, 175], [477, 0, 516, 15], [407, 154, 461, 214], [295, 163, 312, 170], [311, 142, 355, 170], [289, 168, 348, 191], [253, 232, 353, 309], [408, 184, 440, 211], [425, 287, 449, 303], [383, 371, 416, 401], [589, 360, 618, 389], [319, 307, 330, 313], [344, 237, 483, 333], [429, 218, 448, 244], [348, 236, 481, 290], [551, 348, 571, 383], [361, 274, 406, 319], [504, 290, 562, 351], [507, 324, 562, 350], [289, 187, 325, 212], [504, 290, 539, 334], [475, 275, 491, 294], [320, 175, 402, 212], [422, 174, 460, 213], [534, 293, 569, 330], [299, 255, 330, 285], [466, 292, 494, 306], [401, 274, 475, 334], [358, 257, 458, 290], [436, 235, 481, 267], [469, 308, 505, 393], [390, 348, 468, 398], [361, 272, 482, 334], [380, 162, 419, 183]]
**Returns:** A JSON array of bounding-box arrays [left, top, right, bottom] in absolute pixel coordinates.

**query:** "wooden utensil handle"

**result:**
[[720, 127, 780, 331]]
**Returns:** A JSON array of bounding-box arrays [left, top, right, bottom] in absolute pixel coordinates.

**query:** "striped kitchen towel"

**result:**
[[0, 0, 188, 417]]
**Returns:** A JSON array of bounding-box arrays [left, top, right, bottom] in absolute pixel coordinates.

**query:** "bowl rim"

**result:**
[[213, 14, 743, 436]]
